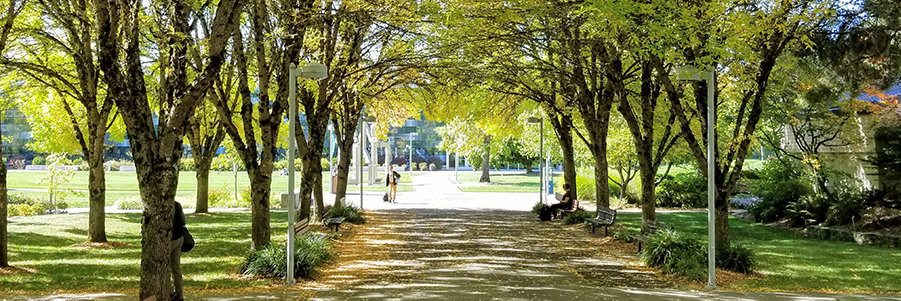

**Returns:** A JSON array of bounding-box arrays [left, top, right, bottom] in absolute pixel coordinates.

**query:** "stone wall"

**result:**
[[805, 226, 901, 248]]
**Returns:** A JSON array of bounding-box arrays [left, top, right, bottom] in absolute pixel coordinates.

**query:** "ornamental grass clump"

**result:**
[[717, 244, 756, 274], [562, 209, 591, 225], [640, 229, 707, 281], [239, 234, 335, 279], [324, 203, 365, 224]]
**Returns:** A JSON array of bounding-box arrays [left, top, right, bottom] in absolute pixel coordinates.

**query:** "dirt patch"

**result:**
[[0, 266, 37, 275], [70, 241, 136, 248]]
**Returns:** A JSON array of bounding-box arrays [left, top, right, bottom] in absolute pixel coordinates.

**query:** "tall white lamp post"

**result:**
[[287, 62, 327, 285], [676, 64, 716, 289], [359, 114, 376, 209], [527, 117, 544, 204], [328, 123, 334, 194]]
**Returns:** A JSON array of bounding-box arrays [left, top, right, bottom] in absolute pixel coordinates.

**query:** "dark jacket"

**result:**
[[385, 171, 400, 186], [172, 202, 186, 240]]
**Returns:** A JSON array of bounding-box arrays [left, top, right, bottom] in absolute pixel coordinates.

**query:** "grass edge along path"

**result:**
[[0, 211, 331, 295], [615, 211, 901, 294]]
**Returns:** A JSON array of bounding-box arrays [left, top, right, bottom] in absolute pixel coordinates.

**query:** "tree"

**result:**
[[214, 0, 313, 249], [0, 0, 25, 268], [92, 0, 242, 298], [653, 0, 840, 248], [3, 0, 120, 242]]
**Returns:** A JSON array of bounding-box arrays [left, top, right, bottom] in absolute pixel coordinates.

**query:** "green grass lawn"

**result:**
[[615, 211, 901, 293], [3, 211, 297, 293], [455, 171, 542, 193], [8, 170, 413, 207]]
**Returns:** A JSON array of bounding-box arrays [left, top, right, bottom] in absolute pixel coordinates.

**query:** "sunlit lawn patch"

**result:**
[[616, 211, 901, 293], [2, 211, 298, 294]]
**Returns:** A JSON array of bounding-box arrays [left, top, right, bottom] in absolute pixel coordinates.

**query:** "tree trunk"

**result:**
[[0, 125, 8, 267], [715, 188, 731, 250], [524, 157, 533, 174], [87, 145, 107, 242], [248, 165, 273, 250], [549, 112, 577, 197], [135, 156, 182, 301], [194, 158, 211, 213], [334, 138, 353, 205], [637, 152, 657, 233], [479, 135, 491, 182]]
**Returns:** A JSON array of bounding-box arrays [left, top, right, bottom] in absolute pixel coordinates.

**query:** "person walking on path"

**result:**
[[385, 165, 401, 202], [170, 202, 187, 300]]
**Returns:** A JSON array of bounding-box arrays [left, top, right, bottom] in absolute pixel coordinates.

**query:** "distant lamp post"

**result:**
[[286, 62, 327, 286], [327, 123, 335, 194], [676, 64, 716, 289], [527, 117, 543, 205], [359, 114, 376, 209]]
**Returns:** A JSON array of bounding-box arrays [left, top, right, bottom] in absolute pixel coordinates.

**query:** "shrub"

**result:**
[[31, 156, 46, 165], [9, 158, 25, 169], [575, 171, 597, 201], [786, 195, 829, 226], [531, 201, 544, 214], [209, 188, 248, 208], [418, 162, 428, 171], [71, 158, 84, 165], [562, 209, 591, 225], [611, 229, 638, 243], [238, 234, 335, 279], [640, 229, 707, 281], [179, 158, 196, 171], [717, 244, 755, 274], [749, 160, 812, 222], [428, 163, 438, 171], [107, 160, 134, 171], [321, 158, 330, 170], [656, 173, 707, 208], [114, 196, 143, 210], [427, 157, 444, 169], [324, 203, 364, 224], [824, 187, 868, 226], [9, 203, 43, 217], [410, 163, 418, 171], [79, 161, 90, 171]]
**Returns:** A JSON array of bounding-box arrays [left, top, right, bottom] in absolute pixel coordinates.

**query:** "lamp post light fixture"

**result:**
[[527, 117, 544, 205], [287, 62, 327, 285], [676, 64, 716, 289]]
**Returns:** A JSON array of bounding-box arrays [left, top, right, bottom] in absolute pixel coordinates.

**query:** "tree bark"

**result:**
[[479, 135, 491, 182], [194, 158, 211, 213], [0, 120, 7, 267], [547, 108, 577, 198], [87, 141, 107, 242]]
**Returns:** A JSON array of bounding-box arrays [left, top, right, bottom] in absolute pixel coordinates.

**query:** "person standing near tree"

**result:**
[[385, 165, 401, 202], [170, 202, 186, 300]]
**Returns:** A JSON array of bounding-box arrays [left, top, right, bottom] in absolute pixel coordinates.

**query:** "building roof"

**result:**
[[856, 81, 901, 103]]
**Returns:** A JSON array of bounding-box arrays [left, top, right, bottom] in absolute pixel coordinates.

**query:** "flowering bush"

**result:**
[[729, 195, 761, 209]]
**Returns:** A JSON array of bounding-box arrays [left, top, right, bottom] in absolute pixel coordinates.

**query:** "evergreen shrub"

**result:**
[[238, 234, 335, 279], [656, 173, 707, 208], [114, 196, 143, 210], [640, 229, 707, 281], [324, 203, 364, 224]]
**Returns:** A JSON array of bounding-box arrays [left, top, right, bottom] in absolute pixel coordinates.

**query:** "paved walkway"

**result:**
[[17, 171, 901, 300]]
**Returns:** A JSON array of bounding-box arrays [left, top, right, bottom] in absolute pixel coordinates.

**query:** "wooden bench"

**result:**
[[584, 208, 617, 236], [294, 218, 312, 236], [557, 199, 580, 219], [630, 221, 673, 253], [324, 217, 345, 232]]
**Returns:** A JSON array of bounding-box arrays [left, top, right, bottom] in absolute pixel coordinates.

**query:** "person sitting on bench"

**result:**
[[549, 183, 575, 220]]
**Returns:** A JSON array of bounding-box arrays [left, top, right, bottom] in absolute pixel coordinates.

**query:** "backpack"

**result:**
[[538, 205, 552, 221], [181, 226, 194, 252], [383, 192, 390, 202]]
